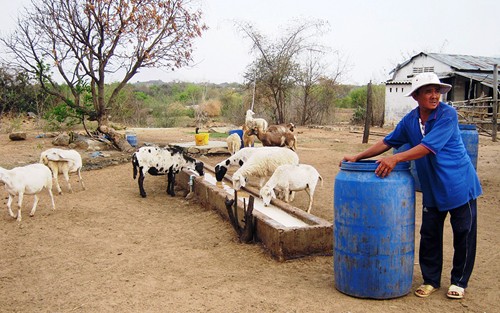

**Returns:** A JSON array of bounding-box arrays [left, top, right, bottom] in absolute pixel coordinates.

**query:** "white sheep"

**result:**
[[231, 148, 299, 190], [259, 164, 323, 213], [132, 145, 204, 198], [245, 109, 268, 132], [226, 133, 241, 155], [0, 163, 56, 222], [40, 148, 86, 194], [214, 146, 291, 182]]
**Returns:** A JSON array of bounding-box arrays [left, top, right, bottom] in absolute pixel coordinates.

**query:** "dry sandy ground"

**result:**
[[0, 123, 498, 313]]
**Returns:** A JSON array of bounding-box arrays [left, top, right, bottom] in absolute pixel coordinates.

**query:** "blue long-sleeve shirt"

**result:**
[[384, 102, 482, 211]]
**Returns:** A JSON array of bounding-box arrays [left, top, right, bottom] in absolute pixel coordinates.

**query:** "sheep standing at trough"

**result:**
[[245, 109, 268, 132], [0, 164, 56, 222], [214, 146, 293, 182], [259, 164, 323, 213], [231, 148, 299, 190], [226, 133, 241, 155], [40, 148, 86, 194], [132, 146, 204, 198], [250, 126, 297, 151]]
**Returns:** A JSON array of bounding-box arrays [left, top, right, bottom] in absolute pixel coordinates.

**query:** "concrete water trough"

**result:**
[[176, 164, 333, 261]]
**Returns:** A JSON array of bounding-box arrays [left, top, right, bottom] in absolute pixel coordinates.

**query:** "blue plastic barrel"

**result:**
[[126, 132, 138, 147], [459, 124, 478, 170], [393, 144, 421, 192], [228, 129, 244, 149], [334, 160, 415, 299]]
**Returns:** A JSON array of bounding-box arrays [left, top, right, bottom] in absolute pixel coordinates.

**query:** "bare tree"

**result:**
[[296, 50, 325, 125], [296, 50, 347, 125], [239, 20, 328, 124], [1, 0, 206, 151]]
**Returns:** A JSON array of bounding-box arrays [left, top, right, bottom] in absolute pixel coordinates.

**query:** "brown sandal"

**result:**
[[415, 284, 438, 298]]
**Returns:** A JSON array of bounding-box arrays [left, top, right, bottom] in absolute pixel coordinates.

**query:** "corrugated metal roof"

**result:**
[[389, 52, 500, 75], [427, 53, 500, 71], [453, 72, 498, 88]]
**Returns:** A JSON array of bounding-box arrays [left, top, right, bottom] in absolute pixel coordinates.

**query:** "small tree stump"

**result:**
[[224, 191, 255, 243]]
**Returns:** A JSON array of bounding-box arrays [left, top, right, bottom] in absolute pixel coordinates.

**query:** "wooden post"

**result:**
[[362, 81, 373, 144], [492, 64, 498, 142]]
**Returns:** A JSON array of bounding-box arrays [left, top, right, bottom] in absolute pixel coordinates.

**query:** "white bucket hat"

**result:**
[[405, 72, 452, 97]]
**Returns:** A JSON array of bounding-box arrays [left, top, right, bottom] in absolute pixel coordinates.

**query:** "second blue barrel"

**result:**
[[459, 124, 478, 170], [334, 160, 415, 299]]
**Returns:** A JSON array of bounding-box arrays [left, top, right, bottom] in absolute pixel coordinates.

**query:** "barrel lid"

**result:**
[[459, 124, 476, 130], [341, 160, 410, 171]]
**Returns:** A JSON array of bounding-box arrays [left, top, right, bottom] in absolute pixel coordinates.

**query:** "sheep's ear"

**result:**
[[271, 189, 276, 199]]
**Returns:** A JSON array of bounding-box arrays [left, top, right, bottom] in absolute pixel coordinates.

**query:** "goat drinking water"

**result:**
[[132, 146, 204, 197]]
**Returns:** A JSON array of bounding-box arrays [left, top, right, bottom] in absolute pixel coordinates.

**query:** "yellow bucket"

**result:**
[[195, 133, 209, 146]]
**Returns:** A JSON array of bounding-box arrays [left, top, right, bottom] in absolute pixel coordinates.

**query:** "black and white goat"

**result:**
[[132, 146, 204, 198]]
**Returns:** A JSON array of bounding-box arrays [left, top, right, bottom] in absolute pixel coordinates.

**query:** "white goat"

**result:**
[[0, 164, 56, 222], [40, 148, 86, 194], [226, 133, 241, 155], [259, 164, 323, 213], [245, 109, 268, 132], [231, 148, 299, 190]]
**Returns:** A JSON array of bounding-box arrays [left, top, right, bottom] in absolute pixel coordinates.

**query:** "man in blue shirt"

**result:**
[[342, 72, 482, 299]]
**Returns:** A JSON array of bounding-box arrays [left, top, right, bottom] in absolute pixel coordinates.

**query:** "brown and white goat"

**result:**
[[250, 127, 297, 151]]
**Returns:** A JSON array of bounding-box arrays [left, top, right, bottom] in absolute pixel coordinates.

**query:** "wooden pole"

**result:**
[[492, 64, 498, 142], [362, 81, 373, 144], [251, 72, 256, 111]]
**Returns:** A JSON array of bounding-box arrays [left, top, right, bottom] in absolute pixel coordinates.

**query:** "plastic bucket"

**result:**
[[393, 144, 421, 191], [334, 160, 415, 299], [459, 124, 478, 170], [125, 132, 138, 147], [194, 133, 209, 146], [228, 129, 244, 149]]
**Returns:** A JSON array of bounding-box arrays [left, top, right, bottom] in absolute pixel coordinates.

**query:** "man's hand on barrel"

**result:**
[[375, 156, 398, 178]]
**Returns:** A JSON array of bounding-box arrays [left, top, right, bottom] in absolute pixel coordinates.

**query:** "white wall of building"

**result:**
[[384, 55, 452, 126], [384, 84, 416, 126]]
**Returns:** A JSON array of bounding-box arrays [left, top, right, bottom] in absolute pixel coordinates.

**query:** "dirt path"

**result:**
[[0, 125, 498, 312]]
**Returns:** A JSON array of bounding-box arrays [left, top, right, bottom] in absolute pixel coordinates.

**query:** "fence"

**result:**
[[451, 97, 499, 137]]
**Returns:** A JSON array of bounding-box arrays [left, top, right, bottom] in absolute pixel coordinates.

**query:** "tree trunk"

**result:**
[[99, 125, 135, 152], [224, 193, 255, 243]]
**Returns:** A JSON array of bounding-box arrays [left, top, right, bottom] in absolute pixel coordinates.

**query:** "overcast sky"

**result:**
[[1, 0, 499, 85]]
